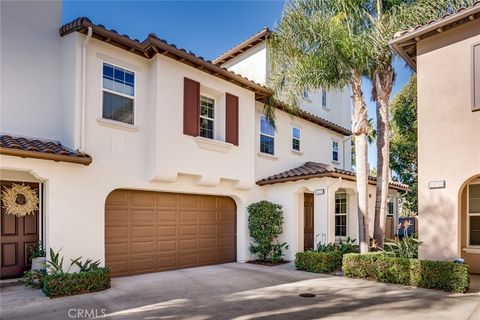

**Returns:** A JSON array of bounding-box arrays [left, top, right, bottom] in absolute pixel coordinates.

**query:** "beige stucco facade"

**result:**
[[413, 19, 480, 272]]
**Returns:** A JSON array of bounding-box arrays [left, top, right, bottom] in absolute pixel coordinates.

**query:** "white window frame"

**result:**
[[199, 95, 216, 140], [467, 182, 480, 247], [259, 115, 275, 155], [101, 61, 136, 126], [302, 90, 310, 100], [321, 89, 327, 108], [387, 196, 394, 217], [292, 126, 301, 152], [335, 192, 348, 238], [332, 140, 339, 163]]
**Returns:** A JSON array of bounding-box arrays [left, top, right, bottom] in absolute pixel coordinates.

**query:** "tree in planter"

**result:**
[[247, 201, 288, 263]]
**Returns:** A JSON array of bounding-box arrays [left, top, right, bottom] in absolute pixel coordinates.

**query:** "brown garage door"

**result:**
[[105, 190, 236, 277]]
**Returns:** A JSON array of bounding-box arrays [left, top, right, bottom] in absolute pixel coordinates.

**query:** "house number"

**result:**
[[429, 180, 446, 189]]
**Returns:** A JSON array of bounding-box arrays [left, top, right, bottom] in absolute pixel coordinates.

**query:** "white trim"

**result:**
[[96, 52, 142, 72], [332, 139, 340, 163], [101, 61, 136, 126], [292, 126, 301, 152], [467, 182, 480, 246], [259, 115, 275, 156], [257, 152, 278, 161], [97, 118, 139, 132], [291, 149, 304, 156], [194, 136, 233, 153], [463, 247, 480, 254], [334, 191, 348, 238]]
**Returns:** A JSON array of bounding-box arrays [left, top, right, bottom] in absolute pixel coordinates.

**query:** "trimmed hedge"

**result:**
[[342, 253, 470, 293], [295, 251, 342, 273], [42, 267, 111, 298]]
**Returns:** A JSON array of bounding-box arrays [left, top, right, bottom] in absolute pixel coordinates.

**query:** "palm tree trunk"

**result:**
[[372, 67, 394, 248], [352, 74, 370, 253]]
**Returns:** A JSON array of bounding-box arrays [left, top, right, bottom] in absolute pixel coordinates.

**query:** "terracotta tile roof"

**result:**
[[390, 1, 480, 69], [0, 135, 92, 165], [257, 162, 408, 191], [213, 27, 271, 65], [59, 18, 273, 100]]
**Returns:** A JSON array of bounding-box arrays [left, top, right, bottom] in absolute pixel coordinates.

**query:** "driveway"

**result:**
[[1, 263, 479, 320]]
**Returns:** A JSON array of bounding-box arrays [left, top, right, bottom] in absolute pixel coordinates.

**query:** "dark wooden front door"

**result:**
[[304, 193, 314, 250], [1, 181, 40, 278]]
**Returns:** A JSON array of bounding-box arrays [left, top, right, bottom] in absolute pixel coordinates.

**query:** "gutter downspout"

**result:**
[[324, 177, 342, 244], [342, 136, 352, 171], [80, 27, 93, 152]]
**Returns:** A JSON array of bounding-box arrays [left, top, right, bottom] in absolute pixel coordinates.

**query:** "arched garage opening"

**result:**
[[105, 189, 237, 277]]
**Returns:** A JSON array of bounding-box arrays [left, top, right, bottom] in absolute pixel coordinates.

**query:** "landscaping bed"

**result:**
[[247, 260, 290, 267], [342, 253, 470, 293], [295, 251, 343, 273]]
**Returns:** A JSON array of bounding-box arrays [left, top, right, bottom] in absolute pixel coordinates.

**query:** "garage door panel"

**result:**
[[132, 226, 155, 238], [179, 225, 197, 237], [132, 241, 155, 254], [157, 210, 177, 224], [131, 192, 156, 207], [105, 226, 129, 242], [180, 239, 197, 250], [157, 225, 177, 237], [105, 209, 129, 226], [157, 240, 177, 253], [156, 254, 177, 270], [106, 190, 236, 277], [132, 209, 155, 225]]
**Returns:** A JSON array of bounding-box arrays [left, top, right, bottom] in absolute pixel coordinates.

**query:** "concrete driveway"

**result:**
[[1, 263, 479, 320]]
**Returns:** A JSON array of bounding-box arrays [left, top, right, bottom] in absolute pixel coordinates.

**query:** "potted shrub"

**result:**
[[29, 241, 46, 271]]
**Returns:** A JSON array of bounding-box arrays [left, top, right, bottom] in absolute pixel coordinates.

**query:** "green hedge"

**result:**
[[42, 268, 111, 298], [342, 253, 470, 293], [295, 251, 343, 273]]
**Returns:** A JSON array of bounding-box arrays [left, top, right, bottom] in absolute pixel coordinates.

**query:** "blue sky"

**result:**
[[63, 0, 413, 168]]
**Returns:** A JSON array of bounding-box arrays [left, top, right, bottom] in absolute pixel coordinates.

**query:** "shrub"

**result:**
[[248, 201, 288, 262], [342, 253, 470, 293], [295, 251, 343, 273], [22, 270, 46, 289], [384, 234, 420, 259], [316, 237, 359, 255], [42, 267, 111, 298]]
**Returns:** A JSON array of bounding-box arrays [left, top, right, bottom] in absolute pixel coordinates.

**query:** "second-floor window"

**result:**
[[322, 89, 327, 108], [292, 127, 301, 151], [102, 63, 135, 125], [260, 116, 275, 155], [199, 96, 215, 139], [332, 140, 339, 162]]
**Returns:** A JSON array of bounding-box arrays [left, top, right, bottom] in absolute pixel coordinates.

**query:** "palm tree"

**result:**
[[368, 0, 474, 247], [268, 0, 372, 253]]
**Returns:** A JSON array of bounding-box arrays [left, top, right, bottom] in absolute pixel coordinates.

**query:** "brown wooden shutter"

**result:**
[[474, 44, 480, 111], [184, 78, 200, 136], [225, 93, 239, 146]]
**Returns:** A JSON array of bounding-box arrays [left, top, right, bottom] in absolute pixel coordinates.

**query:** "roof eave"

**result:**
[[0, 147, 92, 165]]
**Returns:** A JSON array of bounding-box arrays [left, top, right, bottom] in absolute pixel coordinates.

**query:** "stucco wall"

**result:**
[[221, 42, 268, 86], [416, 20, 480, 263], [0, 1, 65, 143]]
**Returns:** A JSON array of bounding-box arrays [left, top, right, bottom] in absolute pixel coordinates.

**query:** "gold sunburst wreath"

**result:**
[[1, 183, 39, 217]]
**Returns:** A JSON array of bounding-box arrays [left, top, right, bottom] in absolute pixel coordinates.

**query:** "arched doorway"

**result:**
[[460, 175, 480, 274]]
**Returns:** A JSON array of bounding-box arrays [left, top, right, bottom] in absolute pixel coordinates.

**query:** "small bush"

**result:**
[[342, 253, 470, 293], [22, 270, 46, 289], [295, 251, 343, 273], [248, 201, 288, 262], [42, 267, 111, 298]]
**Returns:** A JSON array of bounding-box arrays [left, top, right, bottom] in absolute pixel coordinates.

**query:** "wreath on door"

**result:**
[[1, 183, 39, 217]]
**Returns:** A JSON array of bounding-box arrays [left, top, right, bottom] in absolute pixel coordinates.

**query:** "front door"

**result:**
[[0, 181, 40, 278], [304, 193, 314, 250]]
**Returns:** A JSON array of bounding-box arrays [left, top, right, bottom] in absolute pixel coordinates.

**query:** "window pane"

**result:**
[[292, 127, 300, 139], [292, 138, 300, 151], [114, 68, 124, 82], [103, 91, 133, 125], [470, 216, 480, 245], [388, 202, 394, 216], [125, 71, 134, 85], [103, 78, 114, 91], [260, 116, 274, 136], [103, 64, 113, 78], [260, 134, 274, 155], [333, 151, 339, 162], [469, 185, 480, 198], [200, 118, 214, 139]]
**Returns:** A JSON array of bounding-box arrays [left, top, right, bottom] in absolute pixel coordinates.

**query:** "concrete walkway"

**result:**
[[1, 263, 479, 320]]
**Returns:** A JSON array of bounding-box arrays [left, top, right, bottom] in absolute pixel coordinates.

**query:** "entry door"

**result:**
[[304, 193, 314, 250], [0, 181, 40, 278]]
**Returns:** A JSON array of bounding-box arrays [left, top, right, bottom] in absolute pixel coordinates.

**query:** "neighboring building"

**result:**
[[0, 1, 405, 278], [391, 3, 480, 273]]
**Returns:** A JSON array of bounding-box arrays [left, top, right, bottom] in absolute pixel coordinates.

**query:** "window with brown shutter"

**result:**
[[225, 93, 239, 146], [474, 44, 480, 111], [184, 78, 200, 136]]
